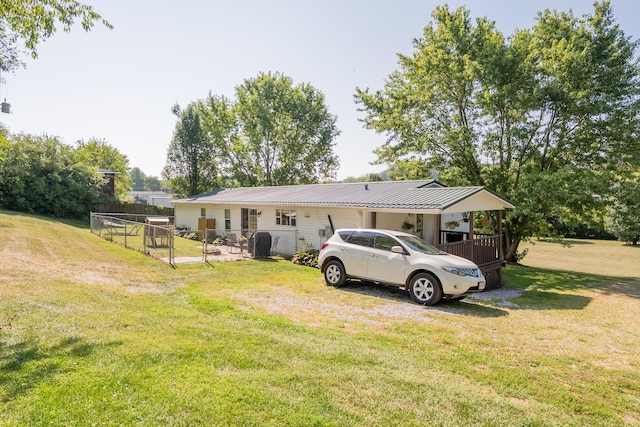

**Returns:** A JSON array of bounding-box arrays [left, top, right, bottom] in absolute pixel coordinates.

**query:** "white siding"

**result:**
[[174, 204, 364, 257], [293, 207, 362, 251], [174, 202, 446, 256], [174, 204, 206, 230], [376, 212, 406, 231], [375, 212, 437, 242], [423, 215, 436, 243]]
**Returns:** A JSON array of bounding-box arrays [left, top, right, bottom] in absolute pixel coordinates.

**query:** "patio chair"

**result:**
[[225, 233, 239, 253]]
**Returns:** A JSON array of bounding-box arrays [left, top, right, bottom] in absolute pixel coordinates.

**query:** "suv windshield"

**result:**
[[397, 235, 446, 255]]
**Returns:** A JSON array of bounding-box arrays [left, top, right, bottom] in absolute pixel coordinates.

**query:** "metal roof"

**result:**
[[173, 180, 513, 211]]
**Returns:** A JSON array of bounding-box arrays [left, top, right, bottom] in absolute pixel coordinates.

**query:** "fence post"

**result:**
[[169, 229, 174, 265], [203, 228, 208, 261]]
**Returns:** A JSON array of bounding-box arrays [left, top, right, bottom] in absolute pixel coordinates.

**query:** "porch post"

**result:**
[[497, 210, 503, 260], [468, 211, 474, 239], [498, 209, 504, 286], [433, 213, 441, 245]]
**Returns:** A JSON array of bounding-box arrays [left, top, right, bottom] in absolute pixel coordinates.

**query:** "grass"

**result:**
[[520, 238, 640, 278], [1, 210, 639, 426]]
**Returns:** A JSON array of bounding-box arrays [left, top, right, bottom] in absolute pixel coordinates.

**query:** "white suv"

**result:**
[[318, 229, 486, 305]]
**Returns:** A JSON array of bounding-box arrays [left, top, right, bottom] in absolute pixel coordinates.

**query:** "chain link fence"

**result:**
[[90, 213, 176, 263], [91, 213, 297, 264], [200, 229, 297, 261]]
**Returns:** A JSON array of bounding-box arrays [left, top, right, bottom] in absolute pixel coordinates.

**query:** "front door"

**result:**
[[241, 208, 258, 236]]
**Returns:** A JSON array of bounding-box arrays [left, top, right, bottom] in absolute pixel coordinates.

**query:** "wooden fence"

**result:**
[[96, 201, 174, 217]]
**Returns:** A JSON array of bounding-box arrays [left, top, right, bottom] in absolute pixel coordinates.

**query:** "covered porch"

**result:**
[[365, 187, 513, 288], [435, 217, 505, 289]]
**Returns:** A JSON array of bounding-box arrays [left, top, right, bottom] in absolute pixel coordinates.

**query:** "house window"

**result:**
[[224, 209, 231, 231], [276, 209, 296, 226], [200, 208, 206, 218]]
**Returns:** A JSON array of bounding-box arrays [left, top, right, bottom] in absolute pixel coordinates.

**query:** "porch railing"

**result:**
[[436, 234, 502, 269]]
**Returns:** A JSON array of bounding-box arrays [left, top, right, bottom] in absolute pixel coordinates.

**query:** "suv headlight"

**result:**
[[442, 267, 479, 277]]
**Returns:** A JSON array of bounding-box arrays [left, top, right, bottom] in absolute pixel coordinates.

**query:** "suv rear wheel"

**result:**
[[408, 272, 442, 306], [324, 259, 347, 287]]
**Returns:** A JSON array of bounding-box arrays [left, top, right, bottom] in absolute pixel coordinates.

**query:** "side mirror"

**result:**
[[391, 246, 405, 254]]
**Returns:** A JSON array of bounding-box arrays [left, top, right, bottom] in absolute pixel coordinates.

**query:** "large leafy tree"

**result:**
[[0, 132, 104, 218], [163, 103, 219, 197], [200, 72, 340, 187], [0, 0, 110, 71], [355, 1, 640, 261], [74, 138, 132, 200], [605, 175, 640, 245]]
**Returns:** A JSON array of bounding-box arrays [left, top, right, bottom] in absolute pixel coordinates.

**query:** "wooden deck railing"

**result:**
[[436, 234, 502, 269]]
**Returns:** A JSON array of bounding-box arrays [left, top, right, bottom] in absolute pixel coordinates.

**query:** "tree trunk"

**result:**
[[503, 234, 521, 263]]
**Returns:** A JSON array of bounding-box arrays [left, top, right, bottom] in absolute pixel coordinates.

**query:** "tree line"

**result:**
[[0, 131, 133, 218], [1, 0, 638, 253]]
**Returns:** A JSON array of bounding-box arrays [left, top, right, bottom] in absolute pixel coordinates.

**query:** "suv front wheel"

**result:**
[[408, 272, 442, 306], [323, 259, 347, 287]]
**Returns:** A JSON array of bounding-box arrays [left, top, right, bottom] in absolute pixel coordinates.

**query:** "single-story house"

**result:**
[[129, 191, 176, 208], [173, 180, 514, 287]]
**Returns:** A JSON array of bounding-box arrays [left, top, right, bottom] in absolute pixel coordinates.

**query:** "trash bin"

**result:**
[[248, 232, 271, 258]]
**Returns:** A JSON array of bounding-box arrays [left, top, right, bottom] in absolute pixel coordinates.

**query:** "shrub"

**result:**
[[292, 249, 319, 268]]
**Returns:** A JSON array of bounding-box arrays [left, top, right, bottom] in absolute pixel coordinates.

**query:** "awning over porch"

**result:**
[[363, 186, 514, 214]]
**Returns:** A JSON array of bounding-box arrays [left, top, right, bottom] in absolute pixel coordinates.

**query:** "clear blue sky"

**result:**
[[1, 0, 637, 180]]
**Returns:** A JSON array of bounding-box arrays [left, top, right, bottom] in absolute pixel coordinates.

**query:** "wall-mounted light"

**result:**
[[257, 210, 262, 216]]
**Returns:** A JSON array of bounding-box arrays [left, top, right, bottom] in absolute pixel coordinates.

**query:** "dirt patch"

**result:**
[[232, 287, 442, 327], [467, 289, 524, 308]]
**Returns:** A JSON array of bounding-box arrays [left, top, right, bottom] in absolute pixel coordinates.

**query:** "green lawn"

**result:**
[[1, 210, 639, 426], [520, 238, 640, 278]]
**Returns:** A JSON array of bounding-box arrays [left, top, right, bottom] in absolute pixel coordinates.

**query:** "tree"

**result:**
[[0, 132, 104, 218], [0, 0, 111, 71], [605, 176, 640, 245], [342, 173, 385, 183], [144, 175, 162, 192], [200, 72, 340, 187], [74, 138, 132, 200], [163, 103, 219, 197], [129, 167, 146, 191], [129, 167, 163, 192], [355, 2, 640, 261]]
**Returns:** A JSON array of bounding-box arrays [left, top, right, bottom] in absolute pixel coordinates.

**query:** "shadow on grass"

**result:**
[[339, 264, 630, 313], [0, 336, 122, 403], [0, 209, 90, 229], [534, 238, 595, 245], [341, 281, 509, 318], [505, 264, 639, 298], [494, 264, 640, 310], [469, 287, 593, 310]]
